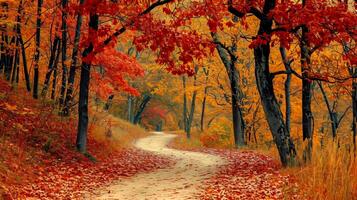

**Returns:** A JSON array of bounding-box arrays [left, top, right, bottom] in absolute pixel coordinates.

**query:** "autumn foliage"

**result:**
[[0, 0, 357, 199]]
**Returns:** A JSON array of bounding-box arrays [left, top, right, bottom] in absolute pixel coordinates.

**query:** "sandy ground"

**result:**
[[94, 132, 225, 200]]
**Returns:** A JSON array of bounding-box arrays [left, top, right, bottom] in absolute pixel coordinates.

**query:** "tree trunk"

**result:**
[[41, 36, 60, 97], [156, 121, 163, 131], [211, 33, 245, 147], [4, 36, 12, 81], [200, 88, 208, 132], [230, 66, 245, 147], [317, 81, 338, 138], [50, 41, 61, 100], [104, 94, 114, 111], [76, 13, 99, 153], [15, 51, 19, 83], [343, 42, 357, 153], [63, 0, 84, 116], [182, 76, 188, 137], [186, 71, 198, 138], [32, 0, 43, 99], [11, 0, 23, 85], [300, 25, 313, 161], [253, 0, 296, 166], [33, 0, 43, 99], [18, 33, 30, 91], [353, 81, 357, 153], [0, 33, 5, 74], [200, 68, 209, 132], [128, 95, 134, 123], [59, 0, 68, 107], [10, 39, 19, 83], [133, 94, 151, 124], [280, 47, 292, 134]]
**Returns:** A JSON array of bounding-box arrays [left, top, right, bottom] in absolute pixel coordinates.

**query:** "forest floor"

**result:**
[[91, 132, 299, 200], [92, 132, 224, 200], [0, 79, 173, 199]]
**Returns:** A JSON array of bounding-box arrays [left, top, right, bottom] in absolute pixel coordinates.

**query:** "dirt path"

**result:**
[[95, 132, 225, 200]]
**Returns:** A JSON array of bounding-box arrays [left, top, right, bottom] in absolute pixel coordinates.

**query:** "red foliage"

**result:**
[[142, 106, 167, 120], [198, 149, 300, 200], [10, 149, 172, 199], [271, 0, 356, 49], [133, 14, 213, 76], [92, 48, 144, 98]]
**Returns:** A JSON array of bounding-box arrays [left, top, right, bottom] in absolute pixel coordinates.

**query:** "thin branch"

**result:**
[[98, 0, 174, 53], [228, 0, 264, 20], [337, 106, 351, 127]]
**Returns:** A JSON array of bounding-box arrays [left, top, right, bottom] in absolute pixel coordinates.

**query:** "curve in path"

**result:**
[[96, 132, 225, 200]]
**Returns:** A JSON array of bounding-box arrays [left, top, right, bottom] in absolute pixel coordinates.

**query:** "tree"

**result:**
[[271, 0, 356, 161], [133, 94, 152, 124], [227, 0, 297, 165], [200, 67, 210, 132], [212, 32, 245, 147], [76, 12, 99, 153], [59, 0, 69, 107], [75, 0, 176, 153], [32, 0, 42, 99], [62, 0, 85, 116], [42, 29, 61, 98], [182, 67, 198, 139]]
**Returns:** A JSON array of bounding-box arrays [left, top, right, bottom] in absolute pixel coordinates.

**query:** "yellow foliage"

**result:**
[[200, 117, 235, 148]]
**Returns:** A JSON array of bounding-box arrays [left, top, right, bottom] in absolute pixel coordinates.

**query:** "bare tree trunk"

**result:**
[[300, 0, 314, 162], [11, 0, 23, 85], [343, 42, 357, 153], [133, 94, 151, 124], [0, 34, 5, 74], [211, 33, 245, 147], [3, 35, 12, 81], [59, 0, 68, 107], [104, 94, 114, 111], [63, 0, 85, 116], [18, 34, 30, 91], [33, 0, 43, 99], [353, 81, 357, 153], [186, 68, 198, 138], [42, 36, 60, 97], [128, 95, 134, 123], [280, 47, 292, 134], [51, 41, 61, 100], [252, 0, 296, 166], [76, 13, 99, 153], [10, 39, 19, 84], [182, 76, 188, 137], [317, 81, 338, 138], [200, 68, 209, 132], [15, 51, 19, 83]]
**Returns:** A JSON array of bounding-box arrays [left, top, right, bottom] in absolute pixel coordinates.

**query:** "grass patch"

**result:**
[[168, 130, 203, 150], [89, 107, 149, 150]]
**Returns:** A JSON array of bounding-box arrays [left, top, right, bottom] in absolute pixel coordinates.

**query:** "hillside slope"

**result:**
[[0, 79, 172, 199]]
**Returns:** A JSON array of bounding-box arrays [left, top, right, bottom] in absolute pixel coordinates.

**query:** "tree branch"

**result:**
[[228, 0, 264, 20], [100, 0, 174, 51]]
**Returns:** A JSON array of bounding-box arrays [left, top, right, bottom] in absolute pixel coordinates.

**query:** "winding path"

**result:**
[[96, 132, 225, 200]]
